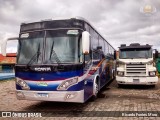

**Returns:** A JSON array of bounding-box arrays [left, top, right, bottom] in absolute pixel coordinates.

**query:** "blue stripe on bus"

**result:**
[[15, 70, 83, 81]]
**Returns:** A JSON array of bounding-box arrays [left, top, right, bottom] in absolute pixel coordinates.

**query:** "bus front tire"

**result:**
[[91, 80, 99, 101]]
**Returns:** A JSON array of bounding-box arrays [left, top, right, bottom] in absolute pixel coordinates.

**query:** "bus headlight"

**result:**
[[117, 71, 124, 76], [57, 77, 78, 90], [16, 78, 30, 90], [149, 71, 156, 76]]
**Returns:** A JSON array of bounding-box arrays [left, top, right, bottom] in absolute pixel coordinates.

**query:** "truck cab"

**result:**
[[116, 43, 158, 86], [156, 53, 160, 75]]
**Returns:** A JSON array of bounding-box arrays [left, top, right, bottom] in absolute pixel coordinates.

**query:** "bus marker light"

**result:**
[[16, 91, 25, 98], [65, 93, 77, 100]]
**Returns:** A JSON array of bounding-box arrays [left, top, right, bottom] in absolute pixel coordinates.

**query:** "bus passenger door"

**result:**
[[83, 53, 93, 101], [92, 49, 106, 88]]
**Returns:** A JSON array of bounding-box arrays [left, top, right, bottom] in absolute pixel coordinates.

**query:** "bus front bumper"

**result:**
[[16, 90, 84, 103], [116, 76, 158, 85]]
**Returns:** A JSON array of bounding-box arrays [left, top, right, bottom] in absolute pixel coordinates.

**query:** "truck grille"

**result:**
[[126, 64, 146, 76]]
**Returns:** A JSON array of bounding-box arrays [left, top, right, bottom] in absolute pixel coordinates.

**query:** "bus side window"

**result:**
[[85, 53, 91, 63], [100, 50, 105, 59], [93, 50, 100, 61]]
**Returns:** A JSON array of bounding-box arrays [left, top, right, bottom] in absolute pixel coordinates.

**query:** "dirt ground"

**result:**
[[0, 79, 160, 120]]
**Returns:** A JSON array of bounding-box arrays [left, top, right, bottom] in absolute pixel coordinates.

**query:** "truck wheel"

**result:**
[[118, 84, 123, 88], [150, 85, 155, 88], [113, 70, 115, 79]]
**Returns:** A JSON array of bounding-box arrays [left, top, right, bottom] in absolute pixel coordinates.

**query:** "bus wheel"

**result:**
[[112, 71, 115, 79], [91, 80, 99, 101], [150, 85, 155, 88]]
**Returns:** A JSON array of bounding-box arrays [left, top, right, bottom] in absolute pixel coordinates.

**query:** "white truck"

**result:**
[[116, 43, 158, 86]]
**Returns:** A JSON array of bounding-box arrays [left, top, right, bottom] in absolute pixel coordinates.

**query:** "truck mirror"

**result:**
[[155, 50, 158, 59], [82, 31, 90, 54], [114, 51, 117, 60]]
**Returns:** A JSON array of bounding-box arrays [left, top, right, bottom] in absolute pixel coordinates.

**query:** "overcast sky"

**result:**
[[0, 0, 160, 53]]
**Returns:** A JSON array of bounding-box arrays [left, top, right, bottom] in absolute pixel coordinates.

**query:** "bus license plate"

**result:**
[[37, 93, 48, 98], [133, 79, 139, 83]]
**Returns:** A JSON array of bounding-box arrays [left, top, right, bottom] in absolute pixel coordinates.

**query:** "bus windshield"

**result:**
[[44, 30, 81, 64], [17, 31, 44, 64], [119, 48, 152, 59], [17, 29, 82, 65]]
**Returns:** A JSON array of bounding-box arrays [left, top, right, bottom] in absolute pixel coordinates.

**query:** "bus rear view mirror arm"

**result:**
[[82, 31, 90, 54], [154, 49, 158, 59], [114, 51, 117, 60], [1, 37, 19, 56]]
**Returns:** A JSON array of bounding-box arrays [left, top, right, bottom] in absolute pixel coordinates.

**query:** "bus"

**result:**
[[1, 17, 116, 103]]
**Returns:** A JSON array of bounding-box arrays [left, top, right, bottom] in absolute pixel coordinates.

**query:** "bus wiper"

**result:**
[[27, 43, 41, 66], [50, 41, 61, 64]]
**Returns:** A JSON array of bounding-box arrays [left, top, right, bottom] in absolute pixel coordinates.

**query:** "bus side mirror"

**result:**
[[114, 51, 117, 60], [1, 37, 18, 56], [1, 39, 7, 56], [82, 31, 90, 54]]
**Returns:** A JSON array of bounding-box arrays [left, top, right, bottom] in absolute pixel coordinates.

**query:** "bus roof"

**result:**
[[21, 17, 115, 50]]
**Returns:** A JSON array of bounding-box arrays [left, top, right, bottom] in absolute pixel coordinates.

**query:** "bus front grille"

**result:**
[[126, 64, 146, 76]]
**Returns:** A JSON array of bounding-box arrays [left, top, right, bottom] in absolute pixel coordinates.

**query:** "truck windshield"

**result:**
[[44, 30, 80, 64], [17, 31, 44, 64], [119, 48, 152, 59]]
